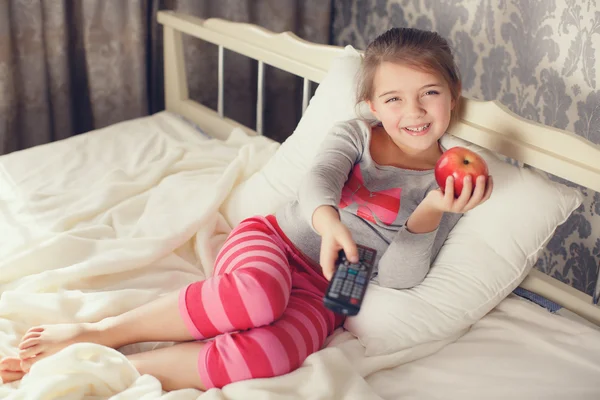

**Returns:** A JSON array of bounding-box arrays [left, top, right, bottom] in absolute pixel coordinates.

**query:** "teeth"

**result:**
[[405, 123, 430, 132]]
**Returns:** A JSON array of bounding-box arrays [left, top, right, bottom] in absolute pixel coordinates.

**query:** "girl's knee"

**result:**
[[200, 332, 305, 389], [236, 269, 290, 326]]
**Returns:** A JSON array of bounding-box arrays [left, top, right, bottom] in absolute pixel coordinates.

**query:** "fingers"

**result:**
[[319, 240, 337, 281], [463, 175, 487, 211], [462, 175, 493, 212], [454, 175, 472, 210], [341, 237, 358, 263], [319, 223, 357, 280], [443, 176, 455, 209], [482, 175, 494, 202]]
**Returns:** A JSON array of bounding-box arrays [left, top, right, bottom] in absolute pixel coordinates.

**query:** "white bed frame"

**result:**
[[156, 11, 600, 326]]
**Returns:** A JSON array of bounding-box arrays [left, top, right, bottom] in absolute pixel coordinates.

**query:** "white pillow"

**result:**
[[220, 45, 583, 356], [344, 134, 583, 355], [221, 46, 371, 226]]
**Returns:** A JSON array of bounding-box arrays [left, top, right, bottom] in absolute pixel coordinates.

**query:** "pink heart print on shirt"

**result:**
[[338, 164, 401, 225]]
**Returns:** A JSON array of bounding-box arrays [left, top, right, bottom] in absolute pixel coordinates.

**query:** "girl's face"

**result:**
[[367, 62, 456, 155]]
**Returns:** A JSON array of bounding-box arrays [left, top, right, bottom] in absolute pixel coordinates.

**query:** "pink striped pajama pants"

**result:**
[[178, 215, 344, 389]]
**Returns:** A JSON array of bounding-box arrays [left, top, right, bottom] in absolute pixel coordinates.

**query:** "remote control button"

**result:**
[[350, 298, 359, 305]]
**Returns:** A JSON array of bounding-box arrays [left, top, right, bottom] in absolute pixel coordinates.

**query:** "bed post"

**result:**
[[163, 26, 189, 115]]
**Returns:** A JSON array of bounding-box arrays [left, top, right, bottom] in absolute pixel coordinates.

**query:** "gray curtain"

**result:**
[[331, 0, 600, 300], [0, 0, 333, 155], [0, 0, 151, 153]]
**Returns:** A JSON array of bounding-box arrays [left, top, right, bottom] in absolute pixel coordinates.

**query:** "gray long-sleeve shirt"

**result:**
[[275, 119, 462, 289]]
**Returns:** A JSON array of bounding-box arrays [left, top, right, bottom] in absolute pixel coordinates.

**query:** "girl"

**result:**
[[0, 27, 492, 390]]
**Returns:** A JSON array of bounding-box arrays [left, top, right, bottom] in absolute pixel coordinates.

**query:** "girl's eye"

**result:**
[[385, 97, 400, 103], [424, 90, 440, 96]]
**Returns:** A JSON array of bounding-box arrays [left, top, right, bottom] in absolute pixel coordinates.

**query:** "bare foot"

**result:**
[[18, 323, 103, 369], [0, 356, 25, 383]]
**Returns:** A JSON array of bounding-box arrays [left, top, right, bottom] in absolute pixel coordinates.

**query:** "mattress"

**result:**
[[363, 294, 600, 400]]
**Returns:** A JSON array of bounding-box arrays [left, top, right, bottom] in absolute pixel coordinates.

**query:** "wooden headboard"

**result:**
[[157, 11, 600, 193]]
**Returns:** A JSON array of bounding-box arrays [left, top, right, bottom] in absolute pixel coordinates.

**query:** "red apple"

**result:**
[[434, 147, 489, 197]]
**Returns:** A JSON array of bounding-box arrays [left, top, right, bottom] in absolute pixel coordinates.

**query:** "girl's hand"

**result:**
[[312, 205, 358, 280], [319, 220, 358, 280], [425, 175, 493, 213]]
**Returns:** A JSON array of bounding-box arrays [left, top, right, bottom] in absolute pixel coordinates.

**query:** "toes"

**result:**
[[19, 343, 44, 360], [0, 369, 25, 383], [0, 357, 22, 371], [22, 328, 43, 342], [0, 357, 25, 383], [19, 335, 42, 350]]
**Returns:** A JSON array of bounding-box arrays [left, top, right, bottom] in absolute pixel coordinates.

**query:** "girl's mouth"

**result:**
[[403, 123, 431, 136]]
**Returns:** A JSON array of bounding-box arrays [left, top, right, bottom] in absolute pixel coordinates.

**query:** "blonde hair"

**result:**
[[357, 27, 462, 122]]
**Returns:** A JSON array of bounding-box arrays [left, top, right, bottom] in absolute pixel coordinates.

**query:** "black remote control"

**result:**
[[323, 245, 377, 316]]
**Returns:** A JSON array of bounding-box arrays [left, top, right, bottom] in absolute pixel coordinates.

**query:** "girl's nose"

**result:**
[[405, 100, 425, 118]]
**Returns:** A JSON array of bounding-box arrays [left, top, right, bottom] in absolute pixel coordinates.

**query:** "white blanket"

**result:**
[[0, 112, 457, 399]]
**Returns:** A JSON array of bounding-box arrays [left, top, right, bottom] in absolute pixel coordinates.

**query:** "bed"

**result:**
[[1, 10, 599, 400]]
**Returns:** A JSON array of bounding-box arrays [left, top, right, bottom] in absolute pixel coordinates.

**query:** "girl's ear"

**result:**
[[367, 100, 379, 119], [451, 83, 462, 110]]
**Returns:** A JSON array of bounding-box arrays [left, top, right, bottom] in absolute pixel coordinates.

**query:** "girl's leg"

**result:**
[[126, 341, 207, 391], [44, 288, 332, 391], [180, 218, 292, 340], [197, 288, 339, 390], [17, 218, 293, 369], [2, 289, 331, 390], [17, 290, 191, 364], [1, 343, 208, 390]]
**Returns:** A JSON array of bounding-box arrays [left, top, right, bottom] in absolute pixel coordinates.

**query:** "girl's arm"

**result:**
[[376, 174, 493, 289], [376, 215, 455, 289], [408, 174, 493, 233], [297, 122, 363, 231], [312, 205, 358, 280], [296, 121, 365, 278]]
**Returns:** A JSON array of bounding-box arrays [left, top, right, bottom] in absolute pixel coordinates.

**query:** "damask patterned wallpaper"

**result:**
[[332, 0, 600, 299]]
